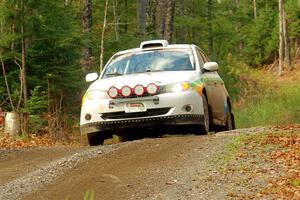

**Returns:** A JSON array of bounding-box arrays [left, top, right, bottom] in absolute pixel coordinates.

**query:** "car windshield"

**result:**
[[102, 49, 195, 78]]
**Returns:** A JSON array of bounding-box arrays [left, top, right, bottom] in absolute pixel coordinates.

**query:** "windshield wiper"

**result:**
[[145, 69, 163, 72], [105, 72, 123, 77]]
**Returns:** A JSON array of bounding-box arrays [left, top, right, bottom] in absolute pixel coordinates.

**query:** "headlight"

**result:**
[[166, 81, 191, 93], [83, 90, 106, 102]]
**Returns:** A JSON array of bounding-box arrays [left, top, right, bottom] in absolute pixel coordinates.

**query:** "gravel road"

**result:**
[[0, 128, 269, 200]]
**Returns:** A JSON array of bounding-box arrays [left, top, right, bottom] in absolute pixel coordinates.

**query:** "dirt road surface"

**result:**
[[0, 129, 268, 200]]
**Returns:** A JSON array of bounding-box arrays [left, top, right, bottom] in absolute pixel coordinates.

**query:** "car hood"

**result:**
[[88, 71, 197, 91]]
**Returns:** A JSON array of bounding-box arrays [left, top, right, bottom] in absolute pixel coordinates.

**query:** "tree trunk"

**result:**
[[278, 0, 284, 75], [155, 0, 165, 39], [208, 0, 213, 57], [21, 0, 28, 107], [124, 0, 128, 33], [164, 0, 175, 42], [99, 0, 109, 72], [155, 0, 175, 42], [82, 0, 93, 73], [283, 6, 291, 70], [113, 0, 120, 40], [21, 0, 29, 134], [137, 0, 147, 35], [253, 0, 257, 21]]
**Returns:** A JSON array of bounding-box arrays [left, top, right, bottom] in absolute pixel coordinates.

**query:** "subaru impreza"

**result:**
[[80, 40, 235, 145]]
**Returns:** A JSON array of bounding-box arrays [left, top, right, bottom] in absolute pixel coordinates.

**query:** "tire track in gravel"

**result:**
[[0, 141, 140, 200], [0, 147, 88, 185], [23, 134, 234, 200]]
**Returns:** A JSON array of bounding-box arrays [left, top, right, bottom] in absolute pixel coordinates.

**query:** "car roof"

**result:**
[[114, 42, 195, 57]]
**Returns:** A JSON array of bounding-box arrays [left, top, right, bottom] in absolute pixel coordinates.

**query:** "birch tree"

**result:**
[[278, 0, 291, 75], [283, 6, 291, 70], [253, 0, 257, 21], [208, 0, 213, 56], [279, 0, 284, 75], [99, 0, 109, 72]]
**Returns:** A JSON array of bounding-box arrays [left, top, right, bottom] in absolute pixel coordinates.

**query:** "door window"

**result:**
[[196, 49, 205, 69]]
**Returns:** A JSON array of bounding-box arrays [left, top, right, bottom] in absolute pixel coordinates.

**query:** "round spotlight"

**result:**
[[134, 85, 145, 96], [146, 83, 158, 95], [121, 85, 132, 97], [108, 86, 119, 99]]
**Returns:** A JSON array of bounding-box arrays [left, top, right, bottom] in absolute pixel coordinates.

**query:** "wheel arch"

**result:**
[[202, 87, 214, 131]]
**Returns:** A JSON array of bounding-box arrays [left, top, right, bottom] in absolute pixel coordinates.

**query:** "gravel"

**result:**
[[0, 140, 140, 200]]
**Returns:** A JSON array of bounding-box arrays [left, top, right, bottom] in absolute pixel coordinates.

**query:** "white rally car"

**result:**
[[80, 40, 235, 145]]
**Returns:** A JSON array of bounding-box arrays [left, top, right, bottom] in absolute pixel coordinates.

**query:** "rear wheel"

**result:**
[[87, 132, 105, 146]]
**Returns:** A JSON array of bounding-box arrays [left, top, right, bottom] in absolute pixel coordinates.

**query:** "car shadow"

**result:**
[[112, 125, 208, 142]]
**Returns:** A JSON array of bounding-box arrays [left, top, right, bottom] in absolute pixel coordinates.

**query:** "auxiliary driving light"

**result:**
[[134, 84, 145, 96], [108, 86, 119, 98], [146, 83, 158, 95], [121, 85, 132, 97]]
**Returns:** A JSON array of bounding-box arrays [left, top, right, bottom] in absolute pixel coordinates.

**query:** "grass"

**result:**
[[212, 133, 254, 166], [291, 179, 300, 187], [84, 190, 94, 200], [229, 61, 300, 129], [235, 85, 300, 128]]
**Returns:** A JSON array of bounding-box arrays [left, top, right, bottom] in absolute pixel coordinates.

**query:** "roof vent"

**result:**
[[140, 40, 169, 49]]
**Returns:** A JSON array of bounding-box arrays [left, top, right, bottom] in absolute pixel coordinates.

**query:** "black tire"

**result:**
[[231, 113, 236, 129], [87, 132, 105, 146], [224, 111, 234, 131], [118, 135, 127, 142], [217, 107, 235, 132], [208, 104, 215, 132], [201, 94, 210, 134]]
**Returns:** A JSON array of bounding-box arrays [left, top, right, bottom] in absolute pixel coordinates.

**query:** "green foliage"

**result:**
[[0, 0, 82, 115], [0, 0, 299, 133], [242, 6, 278, 66], [23, 86, 47, 114], [235, 84, 300, 128]]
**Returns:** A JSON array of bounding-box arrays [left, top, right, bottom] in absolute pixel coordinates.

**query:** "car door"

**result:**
[[196, 49, 226, 124]]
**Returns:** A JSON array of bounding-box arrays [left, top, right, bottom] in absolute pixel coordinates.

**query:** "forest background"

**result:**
[[0, 0, 299, 139]]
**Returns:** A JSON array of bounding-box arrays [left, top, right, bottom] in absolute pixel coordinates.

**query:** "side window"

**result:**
[[196, 49, 205, 69], [200, 51, 209, 63]]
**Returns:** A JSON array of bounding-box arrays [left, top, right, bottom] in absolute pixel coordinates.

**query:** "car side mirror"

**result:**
[[203, 62, 219, 72], [85, 73, 98, 82]]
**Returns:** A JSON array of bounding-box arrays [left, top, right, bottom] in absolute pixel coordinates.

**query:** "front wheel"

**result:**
[[216, 109, 235, 132], [87, 132, 105, 146], [225, 112, 234, 131], [201, 94, 210, 135]]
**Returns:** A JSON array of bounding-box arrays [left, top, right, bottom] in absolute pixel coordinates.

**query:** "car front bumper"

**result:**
[[80, 114, 204, 134], [80, 91, 205, 135]]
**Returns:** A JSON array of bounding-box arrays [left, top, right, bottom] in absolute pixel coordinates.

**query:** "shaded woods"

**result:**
[[0, 0, 299, 138]]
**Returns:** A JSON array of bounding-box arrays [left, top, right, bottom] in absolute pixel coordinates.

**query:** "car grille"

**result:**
[[101, 108, 171, 120]]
